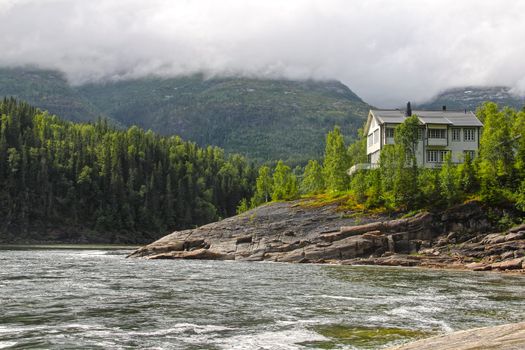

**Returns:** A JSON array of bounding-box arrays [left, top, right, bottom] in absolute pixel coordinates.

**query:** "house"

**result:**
[[356, 104, 483, 172]]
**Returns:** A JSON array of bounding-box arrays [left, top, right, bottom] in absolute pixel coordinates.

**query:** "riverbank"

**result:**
[[387, 321, 525, 350], [128, 199, 525, 273]]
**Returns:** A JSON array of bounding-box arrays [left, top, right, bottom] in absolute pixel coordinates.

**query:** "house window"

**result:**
[[428, 129, 446, 139], [373, 129, 379, 144], [464, 150, 476, 160], [427, 150, 449, 163], [452, 128, 461, 141], [427, 150, 438, 163], [464, 128, 476, 141], [367, 134, 373, 147], [418, 128, 423, 140], [386, 128, 395, 138]]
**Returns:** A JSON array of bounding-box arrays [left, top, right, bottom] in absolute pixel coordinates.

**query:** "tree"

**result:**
[[439, 153, 460, 206], [272, 160, 297, 201], [323, 126, 350, 192], [300, 160, 324, 194], [391, 115, 421, 209], [251, 166, 273, 207], [477, 103, 515, 201]]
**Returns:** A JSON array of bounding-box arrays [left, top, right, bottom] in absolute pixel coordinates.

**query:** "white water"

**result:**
[[0, 248, 524, 349]]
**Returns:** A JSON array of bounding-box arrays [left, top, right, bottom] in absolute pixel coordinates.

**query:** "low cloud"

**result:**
[[1, 0, 524, 106]]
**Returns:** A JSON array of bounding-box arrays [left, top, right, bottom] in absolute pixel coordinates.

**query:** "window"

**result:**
[[367, 134, 373, 147], [428, 129, 446, 139], [427, 150, 449, 163], [373, 129, 379, 144], [427, 150, 438, 163], [386, 128, 395, 138], [464, 150, 475, 160], [464, 128, 476, 142], [452, 128, 461, 141], [417, 128, 423, 140]]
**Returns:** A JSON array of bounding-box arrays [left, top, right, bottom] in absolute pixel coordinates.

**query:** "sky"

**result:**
[[0, 0, 524, 107]]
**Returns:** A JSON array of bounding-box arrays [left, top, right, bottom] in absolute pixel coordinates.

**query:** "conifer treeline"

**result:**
[[0, 98, 256, 238]]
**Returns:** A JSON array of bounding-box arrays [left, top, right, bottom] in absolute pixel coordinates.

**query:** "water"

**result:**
[[0, 247, 524, 349]]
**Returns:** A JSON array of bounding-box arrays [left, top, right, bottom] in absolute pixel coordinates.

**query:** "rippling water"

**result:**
[[1, 247, 524, 349]]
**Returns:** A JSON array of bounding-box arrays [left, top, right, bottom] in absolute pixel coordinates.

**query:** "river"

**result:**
[[0, 247, 524, 349]]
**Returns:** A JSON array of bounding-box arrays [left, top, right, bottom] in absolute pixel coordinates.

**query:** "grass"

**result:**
[[298, 192, 388, 218]]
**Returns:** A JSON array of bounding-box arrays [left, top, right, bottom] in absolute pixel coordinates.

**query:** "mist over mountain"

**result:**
[[1, 1, 525, 106]]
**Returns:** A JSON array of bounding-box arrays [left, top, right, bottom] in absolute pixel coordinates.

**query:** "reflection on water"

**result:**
[[0, 247, 524, 349]]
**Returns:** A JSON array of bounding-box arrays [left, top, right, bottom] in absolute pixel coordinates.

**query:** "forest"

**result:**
[[249, 102, 525, 225], [0, 98, 256, 242], [2, 97, 525, 243]]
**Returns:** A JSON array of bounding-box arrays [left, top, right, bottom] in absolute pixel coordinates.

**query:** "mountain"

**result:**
[[418, 86, 525, 111], [0, 68, 370, 164], [0, 67, 106, 123]]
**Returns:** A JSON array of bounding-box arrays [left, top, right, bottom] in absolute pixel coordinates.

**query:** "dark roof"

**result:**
[[370, 109, 483, 127]]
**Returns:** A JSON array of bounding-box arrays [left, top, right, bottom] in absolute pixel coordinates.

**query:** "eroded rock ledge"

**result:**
[[387, 321, 525, 350], [128, 200, 525, 272]]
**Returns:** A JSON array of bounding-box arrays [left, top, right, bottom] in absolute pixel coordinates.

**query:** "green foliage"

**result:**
[[251, 166, 273, 207], [478, 102, 515, 202], [323, 126, 350, 192], [0, 98, 256, 239], [300, 160, 325, 194], [236, 198, 250, 215], [271, 160, 298, 201], [439, 153, 460, 206], [394, 114, 420, 163]]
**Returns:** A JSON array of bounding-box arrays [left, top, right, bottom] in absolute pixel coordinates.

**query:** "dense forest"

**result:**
[[249, 102, 525, 226], [0, 98, 256, 243]]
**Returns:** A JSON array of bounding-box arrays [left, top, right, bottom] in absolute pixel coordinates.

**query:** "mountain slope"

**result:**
[[418, 86, 525, 111], [0, 68, 370, 163], [77, 76, 370, 163], [0, 67, 105, 123]]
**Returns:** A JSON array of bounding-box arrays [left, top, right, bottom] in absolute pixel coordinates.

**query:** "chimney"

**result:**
[[442, 105, 446, 111], [406, 101, 412, 117]]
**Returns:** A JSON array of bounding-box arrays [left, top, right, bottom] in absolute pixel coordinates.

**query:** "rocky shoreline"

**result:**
[[128, 199, 525, 273], [386, 321, 525, 350]]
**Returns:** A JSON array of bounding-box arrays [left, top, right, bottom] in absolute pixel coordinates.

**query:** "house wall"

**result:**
[[424, 126, 480, 167], [367, 122, 480, 167], [366, 115, 381, 155]]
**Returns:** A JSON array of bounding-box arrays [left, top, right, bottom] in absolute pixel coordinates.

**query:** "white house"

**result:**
[[360, 106, 483, 170]]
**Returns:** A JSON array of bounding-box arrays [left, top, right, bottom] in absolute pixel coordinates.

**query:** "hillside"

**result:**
[[418, 86, 525, 111], [0, 67, 105, 123], [0, 68, 370, 163]]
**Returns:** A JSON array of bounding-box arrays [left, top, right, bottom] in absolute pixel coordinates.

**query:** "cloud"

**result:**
[[0, 0, 524, 106]]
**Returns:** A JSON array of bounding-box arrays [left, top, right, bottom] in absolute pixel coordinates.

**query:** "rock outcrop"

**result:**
[[128, 199, 525, 272], [387, 321, 525, 350]]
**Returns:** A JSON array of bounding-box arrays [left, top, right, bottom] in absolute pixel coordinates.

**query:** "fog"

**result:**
[[1, 0, 524, 106]]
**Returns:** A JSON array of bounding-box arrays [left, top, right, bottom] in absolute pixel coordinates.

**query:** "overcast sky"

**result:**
[[1, 0, 524, 106]]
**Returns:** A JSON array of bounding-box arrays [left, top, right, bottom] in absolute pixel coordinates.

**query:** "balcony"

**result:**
[[347, 163, 379, 176], [427, 138, 447, 146]]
